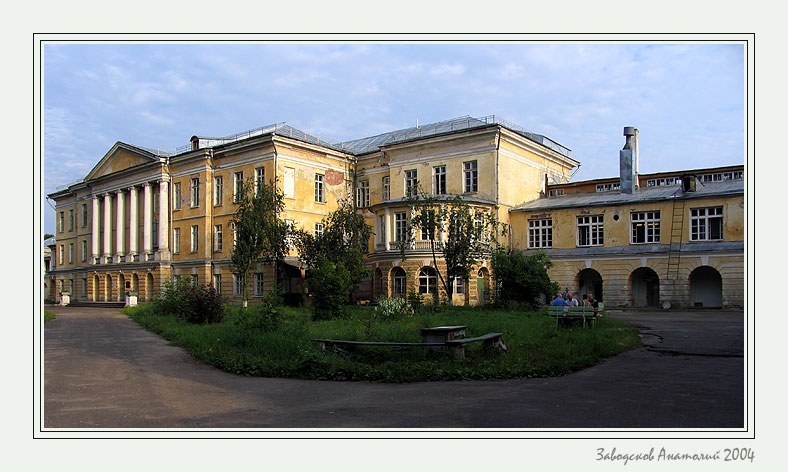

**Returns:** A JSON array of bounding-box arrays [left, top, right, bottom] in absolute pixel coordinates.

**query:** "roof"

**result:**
[[511, 179, 744, 212], [44, 236, 56, 247]]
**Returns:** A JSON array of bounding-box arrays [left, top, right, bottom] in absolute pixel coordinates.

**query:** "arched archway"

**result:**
[[630, 267, 660, 307], [105, 274, 112, 302], [390, 267, 406, 298], [477, 267, 491, 305], [576, 268, 603, 302], [373, 268, 383, 300], [93, 274, 99, 301], [690, 266, 722, 308], [145, 272, 154, 301], [117, 274, 126, 302], [418, 266, 438, 296], [132, 273, 139, 294]]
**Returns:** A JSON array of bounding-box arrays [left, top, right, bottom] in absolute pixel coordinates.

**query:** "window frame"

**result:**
[[190, 225, 199, 253], [173, 182, 182, 210], [405, 170, 418, 197], [420, 210, 436, 241], [68, 209, 73, 232], [418, 267, 438, 295], [255, 167, 265, 194], [254, 272, 264, 297], [315, 173, 325, 203], [68, 243, 73, 264], [463, 160, 478, 193], [214, 176, 223, 206], [81, 204, 88, 227], [213, 274, 222, 294], [433, 166, 446, 195], [454, 277, 465, 295], [81, 240, 87, 261], [315, 222, 324, 237], [528, 218, 553, 249], [234, 171, 244, 202], [190, 177, 200, 208], [690, 206, 724, 241], [392, 268, 406, 297], [394, 212, 407, 242], [382, 176, 390, 201], [630, 211, 661, 244], [214, 224, 223, 252], [356, 180, 370, 208], [577, 215, 604, 247], [173, 227, 180, 254]]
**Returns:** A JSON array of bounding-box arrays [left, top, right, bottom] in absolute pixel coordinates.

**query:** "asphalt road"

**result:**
[[43, 306, 744, 429]]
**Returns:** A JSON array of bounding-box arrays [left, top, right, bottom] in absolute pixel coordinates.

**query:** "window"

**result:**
[[631, 211, 661, 244], [405, 170, 418, 197], [356, 180, 369, 208], [68, 243, 73, 264], [81, 204, 88, 227], [81, 240, 87, 261], [214, 176, 223, 205], [454, 277, 465, 295], [173, 182, 182, 210], [284, 167, 295, 199], [233, 273, 241, 296], [392, 267, 406, 297], [378, 215, 386, 244], [596, 183, 621, 192], [254, 273, 264, 296], [315, 223, 324, 237], [315, 174, 325, 203], [418, 267, 438, 295], [434, 166, 446, 195], [234, 172, 244, 202], [82, 278, 88, 297], [528, 219, 553, 248], [192, 275, 198, 287], [464, 161, 478, 193], [255, 167, 265, 194], [231, 222, 237, 248], [646, 178, 678, 187], [548, 188, 565, 197], [577, 215, 604, 247], [690, 207, 723, 241], [702, 173, 723, 183], [395, 212, 407, 242], [420, 210, 436, 240], [173, 227, 180, 254], [59, 212, 64, 233], [152, 218, 158, 249], [58, 245, 63, 264], [214, 224, 223, 252], [382, 177, 390, 201], [213, 274, 222, 294], [191, 225, 198, 252], [190, 177, 200, 207], [69, 209, 73, 232], [285, 220, 295, 249]]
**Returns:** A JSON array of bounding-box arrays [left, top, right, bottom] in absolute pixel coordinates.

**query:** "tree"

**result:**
[[398, 190, 505, 304], [230, 179, 290, 308], [294, 198, 373, 299], [44, 233, 54, 240], [490, 248, 559, 308]]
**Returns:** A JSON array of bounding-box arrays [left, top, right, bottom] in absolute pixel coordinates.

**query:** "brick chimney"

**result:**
[[620, 126, 638, 194]]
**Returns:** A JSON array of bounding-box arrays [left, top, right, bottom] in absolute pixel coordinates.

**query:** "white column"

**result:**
[[158, 178, 169, 253], [91, 196, 100, 263], [128, 186, 138, 259], [103, 193, 112, 263], [384, 208, 391, 250], [115, 189, 125, 261], [143, 182, 152, 256], [439, 204, 446, 243]]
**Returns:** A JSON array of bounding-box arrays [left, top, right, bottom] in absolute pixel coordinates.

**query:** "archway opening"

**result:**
[[118, 274, 126, 302], [576, 268, 603, 302], [93, 275, 99, 301], [390, 267, 406, 298], [477, 267, 490, 305], [145, 273, 154, 301], [105, 275, 112, 302], [690, 266, 723, 308], [630, 267, 660, 307]]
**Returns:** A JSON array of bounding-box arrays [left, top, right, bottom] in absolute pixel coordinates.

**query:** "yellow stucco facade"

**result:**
[[47, 118, 743, 309]]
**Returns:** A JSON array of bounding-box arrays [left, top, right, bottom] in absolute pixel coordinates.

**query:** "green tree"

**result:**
[[398, 190, 505, 304], [44, 233, 54, 240], [230, 179, 290, 308], [294, 198, 372, 302], [490, 248, 559, 308], [308, 256, 353, 320]]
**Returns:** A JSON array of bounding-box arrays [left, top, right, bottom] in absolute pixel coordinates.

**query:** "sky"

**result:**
[[42, 42, 744, 235]]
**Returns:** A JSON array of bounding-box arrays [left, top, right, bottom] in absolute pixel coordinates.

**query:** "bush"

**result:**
[[308, 256, 352, 320], [374, 296, 414, 321], [491, 249, 559, 308], [152, 277, 224, 324], [231, 292, 283, 332]]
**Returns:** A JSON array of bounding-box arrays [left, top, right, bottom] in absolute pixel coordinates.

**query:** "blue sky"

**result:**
[[43, 43, 744, 234]]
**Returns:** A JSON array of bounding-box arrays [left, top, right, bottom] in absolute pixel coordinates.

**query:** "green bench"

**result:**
[[312, 331, 506, 360], [547, 305, 603, 328]]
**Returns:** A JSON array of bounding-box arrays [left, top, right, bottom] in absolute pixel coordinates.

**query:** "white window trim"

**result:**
[[173, 182, 182, 210], [382, 176, 390, 201], [630, 211, 661, 244], [528, 218, 553, 249], [190, 225, 199, 252], [214, 225, 223, 252], [463, 161, 478, 193], [315, 174, 325, 203], [254, 272, 264, 297], [405, 170, 417, 197], [356, 180, 369, 208], [190, 178, 200, 208], [234, 171, 244, 202], [690, 206, 724, 241], [577, 215, 604, 247], [214, 176, 223, 206], [173, 228, 181, 254], [433, 166, 446, 195]]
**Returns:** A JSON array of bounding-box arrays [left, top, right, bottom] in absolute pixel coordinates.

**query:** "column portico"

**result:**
[[129, 186, 138, 260], [115, 189, 125, 262], [143, 182, 152, 258], [91, 196, 100, 263], [384, 208, 391, 251], [103, 193, 112, 263], [158, 178, 170, 258]]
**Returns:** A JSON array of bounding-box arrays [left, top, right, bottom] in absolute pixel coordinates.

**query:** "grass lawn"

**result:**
[[124, 304, 641, 383], [44, 310, 57, 323]]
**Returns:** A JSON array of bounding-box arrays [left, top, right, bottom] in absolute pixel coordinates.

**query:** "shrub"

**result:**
[[152, 277, 224, 324], [491, 249, 559, 308], [232, 292, 283, 332], [151, 278, 191, 316], [308, 255, 352, 320], [374, 296, 414, 321]]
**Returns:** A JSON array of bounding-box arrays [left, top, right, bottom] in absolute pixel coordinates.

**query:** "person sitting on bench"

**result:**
[[552, 293, 568, 307]]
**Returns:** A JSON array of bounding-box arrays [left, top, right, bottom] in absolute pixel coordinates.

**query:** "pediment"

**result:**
[[85, 142, 160, 181]]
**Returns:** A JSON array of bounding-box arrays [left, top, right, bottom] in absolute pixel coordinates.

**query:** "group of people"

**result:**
[[552, 287, 599, 312]]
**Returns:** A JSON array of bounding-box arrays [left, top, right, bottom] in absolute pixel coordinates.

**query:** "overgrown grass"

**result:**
[[44, 310, 57, 323], [124, 304, 641, 383]]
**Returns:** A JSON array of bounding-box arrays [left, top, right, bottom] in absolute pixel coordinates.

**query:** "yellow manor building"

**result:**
[[46, 117, 744, 309]]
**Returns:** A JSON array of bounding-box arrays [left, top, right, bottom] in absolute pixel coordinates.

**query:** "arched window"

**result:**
[[391, 267, 406, 297], [418, 266, 438, 295]]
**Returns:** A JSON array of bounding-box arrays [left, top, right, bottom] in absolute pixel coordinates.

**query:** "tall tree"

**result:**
[[398, 190, 505, 304], [230, 179, 290, 307]]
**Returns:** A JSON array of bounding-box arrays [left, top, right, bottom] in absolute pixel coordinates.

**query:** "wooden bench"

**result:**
[[547, 306, 599, 328], [445, 332, 506, 360]]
